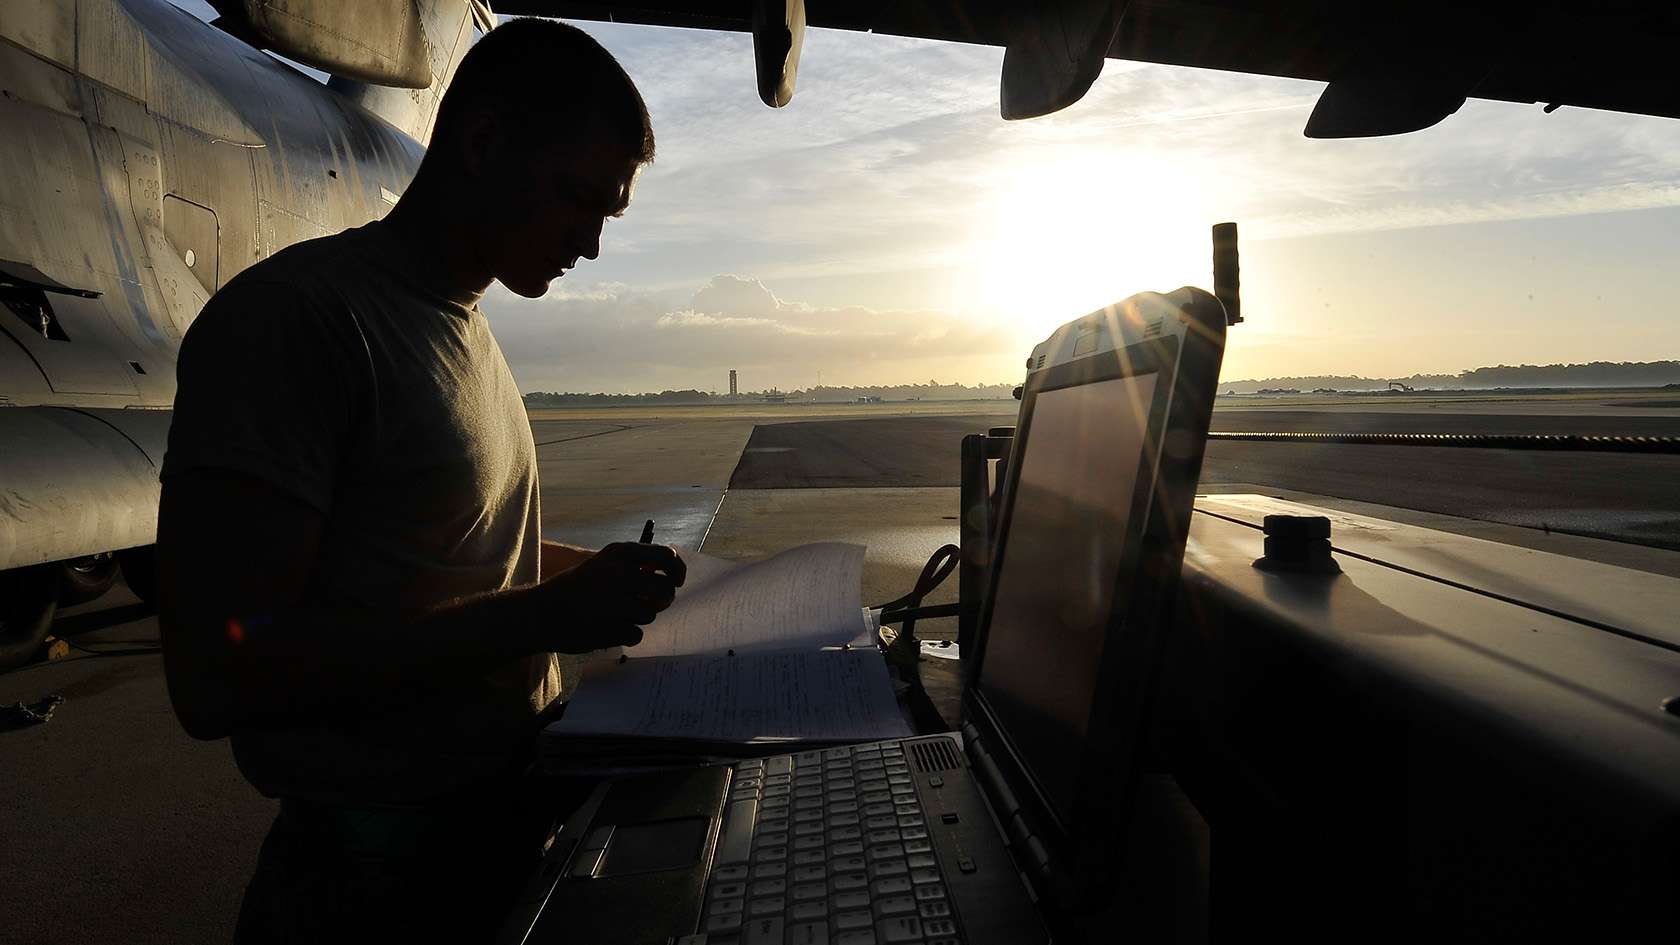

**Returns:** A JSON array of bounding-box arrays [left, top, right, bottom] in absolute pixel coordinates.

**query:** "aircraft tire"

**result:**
[[117, 546, 158, 606], [59, 554, 119, 607], [0, 565, 61, 672]]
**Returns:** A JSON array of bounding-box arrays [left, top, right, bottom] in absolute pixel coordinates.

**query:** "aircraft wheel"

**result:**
[[0, 565, 61, 671], [117, 546, 158, 606], [59, 553, 119, 606]]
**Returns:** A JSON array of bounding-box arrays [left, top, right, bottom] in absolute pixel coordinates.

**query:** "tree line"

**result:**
[[523, 381, 1018, 407], [1221, 360, 1680, 393]]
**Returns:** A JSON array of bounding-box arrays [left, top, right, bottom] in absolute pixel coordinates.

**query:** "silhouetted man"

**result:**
[[156, 19, 681, 943]]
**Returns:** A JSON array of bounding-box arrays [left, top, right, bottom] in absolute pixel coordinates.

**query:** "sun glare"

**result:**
[[963, 149, 1221, 346]]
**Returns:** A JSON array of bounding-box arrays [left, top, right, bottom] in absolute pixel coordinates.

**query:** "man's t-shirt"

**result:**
[[162, 220, 562, 805]]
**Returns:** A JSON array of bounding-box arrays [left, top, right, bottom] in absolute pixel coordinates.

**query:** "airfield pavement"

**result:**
[[6, 392, 1680, 943]]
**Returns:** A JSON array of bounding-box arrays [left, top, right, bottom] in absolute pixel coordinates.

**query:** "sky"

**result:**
[[489, 20, 1680, 393], [172, 3, 1680, 392]]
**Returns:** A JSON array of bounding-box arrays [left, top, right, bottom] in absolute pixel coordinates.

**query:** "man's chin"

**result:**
[[500, 276, 554, 299]]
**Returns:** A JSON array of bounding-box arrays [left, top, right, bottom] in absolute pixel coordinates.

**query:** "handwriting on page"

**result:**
[[631, 543, 867, 658], [554, 649, 912, 743]]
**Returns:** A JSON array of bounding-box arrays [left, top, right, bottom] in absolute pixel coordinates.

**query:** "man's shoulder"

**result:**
[[191, 226, 388, 343], [183, 229, 386, 362], [215, 226, 378, 305]]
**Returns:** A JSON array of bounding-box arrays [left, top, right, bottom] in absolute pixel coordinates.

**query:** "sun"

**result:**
[[961, 147, 1222, 346]]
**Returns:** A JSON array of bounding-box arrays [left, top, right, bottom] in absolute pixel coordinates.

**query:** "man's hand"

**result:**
[[538, 542, 686, 652]]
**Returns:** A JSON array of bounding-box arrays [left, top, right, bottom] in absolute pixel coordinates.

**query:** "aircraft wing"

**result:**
[[496, 1, 1680, 134]]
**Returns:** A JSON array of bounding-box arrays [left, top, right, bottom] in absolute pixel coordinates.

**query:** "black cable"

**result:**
[[877, 602, 960, 624], [57, 637, 163, 657], [875, 545, 961, 642]]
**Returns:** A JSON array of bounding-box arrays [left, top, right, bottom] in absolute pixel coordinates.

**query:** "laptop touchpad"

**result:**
[[598, 817, 709, 876]]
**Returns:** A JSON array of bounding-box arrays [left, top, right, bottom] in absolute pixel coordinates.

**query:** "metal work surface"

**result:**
[[1197, 494, 1680, 649], [1169, 503, 1680, 939]]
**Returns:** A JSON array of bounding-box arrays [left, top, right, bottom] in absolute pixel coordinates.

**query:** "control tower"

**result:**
[[729, 370, 738, 398]]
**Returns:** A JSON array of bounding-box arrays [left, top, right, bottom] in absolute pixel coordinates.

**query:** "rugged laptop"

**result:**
[[498, 287, 1228, 945]]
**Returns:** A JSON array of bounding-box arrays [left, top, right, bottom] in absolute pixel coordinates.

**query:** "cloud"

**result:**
[[545, 280, 631, 302], [485, 275, 1018, 393], [655, 311, 779, 329], [689, 274, 805, 318]]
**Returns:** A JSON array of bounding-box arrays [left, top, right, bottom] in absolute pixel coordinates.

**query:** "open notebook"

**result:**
[[540, 543, 912, 768]]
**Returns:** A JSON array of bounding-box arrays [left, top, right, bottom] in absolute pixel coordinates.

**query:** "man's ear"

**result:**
[[456, 107, 503, 180]]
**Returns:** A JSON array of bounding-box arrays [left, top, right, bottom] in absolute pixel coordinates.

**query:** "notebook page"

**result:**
[[548, 648, 912, 744], [629, 543, 867, 658]]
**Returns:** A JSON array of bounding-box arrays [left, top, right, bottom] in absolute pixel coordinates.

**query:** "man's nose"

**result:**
[[579, 218, 604, 261]]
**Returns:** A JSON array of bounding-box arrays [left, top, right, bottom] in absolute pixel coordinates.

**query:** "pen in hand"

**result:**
[[622, 519, 658, 664]]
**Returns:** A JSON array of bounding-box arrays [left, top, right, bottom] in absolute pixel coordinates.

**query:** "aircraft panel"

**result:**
[[0, 93, 153, 400], [120, 133, 214, 348], [0, 329, 53, 402], [155, 121, 258, 292], [87, 121, 182, 387], [255, 198, 332, 259], [131, 0, 266, 146], [0, 34, 82, 118], [88, 81, 160, 150], [162, 195, 219, 295], [4, 295, 142, 398], [0, 406, 163, 566], [0, 0, 76, 70], [75, 0, 149, 103]]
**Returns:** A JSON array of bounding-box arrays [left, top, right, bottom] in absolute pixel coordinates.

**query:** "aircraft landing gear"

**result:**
[[0, 565, 62, 672], [59, 553, 119, 606]]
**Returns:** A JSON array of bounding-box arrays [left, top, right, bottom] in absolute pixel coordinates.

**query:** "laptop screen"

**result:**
[[975, 372, 1159, 825]]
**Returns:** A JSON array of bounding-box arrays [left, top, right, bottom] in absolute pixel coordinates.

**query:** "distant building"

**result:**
[[763, 390, 786, 404], [729, 370, 738, 397]]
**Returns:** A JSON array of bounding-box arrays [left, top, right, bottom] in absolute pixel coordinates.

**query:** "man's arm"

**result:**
[[541, 539, 596, 580], [158, 468, 683, 741]]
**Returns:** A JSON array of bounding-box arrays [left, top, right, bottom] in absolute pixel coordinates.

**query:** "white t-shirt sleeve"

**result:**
[[162, 279, 368, 515]]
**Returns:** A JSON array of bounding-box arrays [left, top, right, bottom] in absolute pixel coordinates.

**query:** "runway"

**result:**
[[729, 409, 1680, 553]]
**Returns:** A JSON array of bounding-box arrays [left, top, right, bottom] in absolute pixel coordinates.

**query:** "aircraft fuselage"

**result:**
[[0, 0, 422, 572]]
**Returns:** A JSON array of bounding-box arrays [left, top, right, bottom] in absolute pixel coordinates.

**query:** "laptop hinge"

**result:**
[[963, 721, 1054, 884]]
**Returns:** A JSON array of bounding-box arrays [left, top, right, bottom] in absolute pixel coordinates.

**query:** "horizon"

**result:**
[[519, 358, 1680, 397]]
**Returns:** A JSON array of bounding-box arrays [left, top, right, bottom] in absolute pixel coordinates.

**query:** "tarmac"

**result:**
[[730, 409, 1680, 561], [6, 398, 1680, 943], [532, 416, 751, 550]]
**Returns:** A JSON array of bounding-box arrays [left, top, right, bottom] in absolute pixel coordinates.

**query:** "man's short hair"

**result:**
[[432, 18, 654, 164]]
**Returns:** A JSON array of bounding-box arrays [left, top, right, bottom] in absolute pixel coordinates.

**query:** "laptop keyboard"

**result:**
[[685, 742, 962, 945]]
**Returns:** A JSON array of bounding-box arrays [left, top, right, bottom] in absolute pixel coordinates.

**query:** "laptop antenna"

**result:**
[[1213, 221, 1242, 326]]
